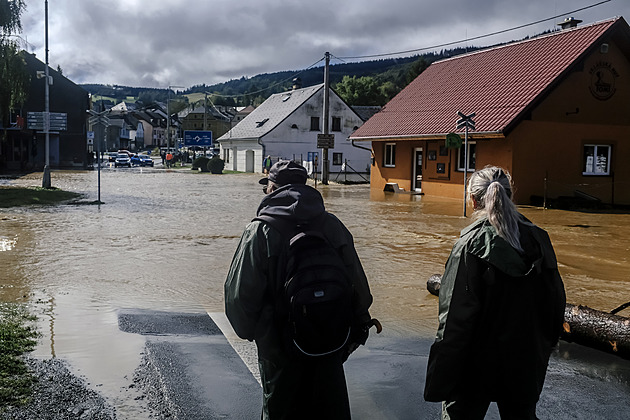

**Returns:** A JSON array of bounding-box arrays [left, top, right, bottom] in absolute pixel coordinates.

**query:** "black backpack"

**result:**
[[255, 215, 353, 357]]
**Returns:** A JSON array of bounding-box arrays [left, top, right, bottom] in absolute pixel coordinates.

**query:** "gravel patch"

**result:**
[[0, 358, 116, 420]]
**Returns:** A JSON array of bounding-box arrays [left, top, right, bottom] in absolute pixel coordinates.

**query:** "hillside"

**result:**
[[84, 34, 549, 109], [81, 47, 480, 109]]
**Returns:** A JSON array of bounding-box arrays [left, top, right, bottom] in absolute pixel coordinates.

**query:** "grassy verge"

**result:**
[[0, 186, 81, 208], [0, 303, 38, 409]]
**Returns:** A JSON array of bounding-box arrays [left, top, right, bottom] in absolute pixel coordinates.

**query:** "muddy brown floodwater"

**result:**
[[1, 167, 629, 417]]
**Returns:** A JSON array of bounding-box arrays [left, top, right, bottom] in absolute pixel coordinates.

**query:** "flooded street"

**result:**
[[1, 167, 630, 417]]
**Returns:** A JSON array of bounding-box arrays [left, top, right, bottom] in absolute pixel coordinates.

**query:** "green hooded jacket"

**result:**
[[424, 215, 566, 404]]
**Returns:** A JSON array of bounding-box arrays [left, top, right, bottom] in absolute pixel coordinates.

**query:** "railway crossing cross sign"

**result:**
[[456, 111, 476, 218], [456, 111, 476, 131]]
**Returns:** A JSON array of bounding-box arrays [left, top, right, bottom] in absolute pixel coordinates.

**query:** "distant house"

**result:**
[[233, 105, 255, 125], [1, 52, 89, 171], [218, 83, 371, 179], [107, 112, 144, 151], [133, 108, 167, 150], [350, 17, 630, 206]]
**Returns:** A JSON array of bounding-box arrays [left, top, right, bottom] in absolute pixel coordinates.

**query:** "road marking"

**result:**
[[208, 312, 261, 386]]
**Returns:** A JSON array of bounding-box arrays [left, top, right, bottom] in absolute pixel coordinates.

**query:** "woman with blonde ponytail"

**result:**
[[425, 166, 566, 420]]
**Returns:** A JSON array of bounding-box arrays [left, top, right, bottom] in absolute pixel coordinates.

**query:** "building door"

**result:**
[[231, 147, 238, 171], [413, 148, 423, 191], [245, 150, 254, 173]]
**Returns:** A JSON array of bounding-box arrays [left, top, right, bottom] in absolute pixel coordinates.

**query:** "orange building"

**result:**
[[350, 17, 630, 206]]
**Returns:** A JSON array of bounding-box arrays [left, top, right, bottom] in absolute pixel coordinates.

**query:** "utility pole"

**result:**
[[204, 92, 208, 130], [42, 0, 51, 188], [321, 52, 330, 185], [167, 85, 184, 153]]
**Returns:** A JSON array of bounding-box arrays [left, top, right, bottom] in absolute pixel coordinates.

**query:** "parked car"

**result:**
[[105, 152, 117, 162], [131, 154, 154, 167], [114, 153, 132, 168]]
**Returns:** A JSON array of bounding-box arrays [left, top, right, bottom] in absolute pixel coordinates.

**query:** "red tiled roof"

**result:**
[[350, 18, 623, 140]]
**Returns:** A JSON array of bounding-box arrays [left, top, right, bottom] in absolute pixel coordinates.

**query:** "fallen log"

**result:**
[[426, 274, 630, 360]]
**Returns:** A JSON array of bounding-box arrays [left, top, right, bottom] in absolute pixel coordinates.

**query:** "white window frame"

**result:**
[[583, 144, 611, 175], [384, 143, 396, 167], [457, 141, 476, 172], [332, 152, 343, 165]]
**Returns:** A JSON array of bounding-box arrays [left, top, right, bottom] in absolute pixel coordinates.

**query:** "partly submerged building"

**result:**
[[351, 17, 630, 205]]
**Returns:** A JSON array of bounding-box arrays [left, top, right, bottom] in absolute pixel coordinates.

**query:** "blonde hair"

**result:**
[[468, 166, 523, 252]]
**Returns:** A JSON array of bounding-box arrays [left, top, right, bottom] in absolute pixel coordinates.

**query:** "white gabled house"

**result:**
[[217, 83, 372, 181]]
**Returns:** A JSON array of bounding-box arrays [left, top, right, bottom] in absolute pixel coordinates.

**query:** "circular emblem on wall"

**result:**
[[589, 62, 618, 100]]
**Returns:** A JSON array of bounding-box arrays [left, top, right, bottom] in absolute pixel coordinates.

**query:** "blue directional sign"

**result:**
[[184, 130, 213, 146]]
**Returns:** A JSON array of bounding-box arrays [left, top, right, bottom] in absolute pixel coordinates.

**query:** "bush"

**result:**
[[192, 156, 210, 172], [208, 157, 225, 174]]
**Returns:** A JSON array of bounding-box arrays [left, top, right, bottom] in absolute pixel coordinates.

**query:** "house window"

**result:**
[[310, 117, 320, 131], [384, 143, 396, 167], [457, 142, 476, 171], [332, 117, 341, 132], [583, 144, 611, 175], [333, 152, 343, 165]]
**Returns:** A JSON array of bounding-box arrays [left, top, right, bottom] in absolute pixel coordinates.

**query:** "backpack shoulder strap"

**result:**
[[253, 213, 328, 241]]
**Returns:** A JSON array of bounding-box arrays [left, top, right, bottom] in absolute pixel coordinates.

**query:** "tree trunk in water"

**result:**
[[426, 274, 630, 360], [562, 303, 630, 359]]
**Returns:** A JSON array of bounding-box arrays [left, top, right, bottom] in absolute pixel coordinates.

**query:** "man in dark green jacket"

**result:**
[[225, 160, 373, 419]]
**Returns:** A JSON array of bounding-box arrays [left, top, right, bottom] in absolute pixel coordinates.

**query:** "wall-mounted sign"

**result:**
[[589, 61, 618, 100], [27, 112, 67, 131]]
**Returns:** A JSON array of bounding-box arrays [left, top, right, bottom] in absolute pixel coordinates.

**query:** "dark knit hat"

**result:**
[[259, 160, 307, 186]]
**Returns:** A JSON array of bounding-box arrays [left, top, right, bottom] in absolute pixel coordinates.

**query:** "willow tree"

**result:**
[[0, 0, 29, 138]]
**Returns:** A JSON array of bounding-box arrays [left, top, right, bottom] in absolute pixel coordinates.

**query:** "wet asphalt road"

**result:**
[[118, 310, 630, 419]]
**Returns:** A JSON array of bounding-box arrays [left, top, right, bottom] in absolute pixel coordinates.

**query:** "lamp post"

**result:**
[[42, 0, 51, 188]]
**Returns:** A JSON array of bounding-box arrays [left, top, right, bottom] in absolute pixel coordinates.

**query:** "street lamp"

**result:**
[[42, 0, 51, 188], [167, 85, 184, 152]]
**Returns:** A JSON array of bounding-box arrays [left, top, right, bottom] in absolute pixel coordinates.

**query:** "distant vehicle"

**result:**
[[114, 153, 132, 168], [104, 152, 117, 162], [131, 154, 154, 167], [117, 150, 133, 157]]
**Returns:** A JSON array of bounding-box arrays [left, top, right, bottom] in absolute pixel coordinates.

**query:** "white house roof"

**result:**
[[218, 84, 324, 141]]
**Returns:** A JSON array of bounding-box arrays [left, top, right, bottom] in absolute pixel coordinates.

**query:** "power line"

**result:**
[[337, 0, 612, 60], [207, 56, 326, 99]]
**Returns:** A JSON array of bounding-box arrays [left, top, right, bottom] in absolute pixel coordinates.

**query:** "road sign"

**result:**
[[27, 111, 67, 131], [317, 133, 335, 148], [456, 111, 476, 131], [184, 130, 213, 146]]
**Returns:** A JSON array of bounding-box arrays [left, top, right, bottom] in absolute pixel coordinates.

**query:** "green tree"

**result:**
[[0, 0, 29, 137], [334, 75, 385, 106], [379, 81, 399, 102], [405, 56, 429, 85]]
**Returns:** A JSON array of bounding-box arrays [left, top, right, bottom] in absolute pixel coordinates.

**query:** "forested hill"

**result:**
[[81, 46, 482, 108], [83, 30, 551, 108]]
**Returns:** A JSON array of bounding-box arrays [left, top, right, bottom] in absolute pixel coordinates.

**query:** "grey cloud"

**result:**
[[19, 0, 630, 87]]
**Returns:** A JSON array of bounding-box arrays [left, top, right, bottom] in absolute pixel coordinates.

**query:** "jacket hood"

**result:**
[[256, 183, 326, 224], [464, 217, 545, 278]]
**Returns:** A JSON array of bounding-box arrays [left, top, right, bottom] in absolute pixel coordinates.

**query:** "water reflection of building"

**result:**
[[351, 17, 630, 206], [1, 52, 89, 171]]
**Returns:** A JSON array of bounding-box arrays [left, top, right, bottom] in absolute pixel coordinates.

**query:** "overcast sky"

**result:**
[[16, 0, 630, 89]]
